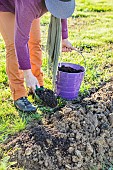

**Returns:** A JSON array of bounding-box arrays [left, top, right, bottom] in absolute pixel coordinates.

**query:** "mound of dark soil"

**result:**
[[35, 88, 57, 108], [3, 80, 113, 170], [58, 65, 83, 73]]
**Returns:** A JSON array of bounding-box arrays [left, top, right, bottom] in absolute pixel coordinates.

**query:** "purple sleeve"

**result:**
[[14, 1, 35, 70], [61, 19, 68, 39]]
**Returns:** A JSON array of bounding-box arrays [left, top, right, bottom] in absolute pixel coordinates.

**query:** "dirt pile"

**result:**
[[35, 88, 57, 108], [4, 81, 113, 170]]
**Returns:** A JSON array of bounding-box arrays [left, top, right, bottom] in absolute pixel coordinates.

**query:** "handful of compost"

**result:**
[[35, 86, 58, 108]]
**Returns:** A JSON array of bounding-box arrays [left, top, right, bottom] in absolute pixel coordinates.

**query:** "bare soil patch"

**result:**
[[3, 80, 113, 170]]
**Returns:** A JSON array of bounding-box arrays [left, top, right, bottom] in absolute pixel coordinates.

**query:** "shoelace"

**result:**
[[20, 97, 31, 106]]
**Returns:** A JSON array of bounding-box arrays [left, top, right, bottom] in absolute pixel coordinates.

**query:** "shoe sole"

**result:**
[[14, 104, 37, 113]]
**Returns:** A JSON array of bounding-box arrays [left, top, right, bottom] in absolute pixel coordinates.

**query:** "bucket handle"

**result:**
[[73, 48, 86, 69], [59, 48, 86, 69]]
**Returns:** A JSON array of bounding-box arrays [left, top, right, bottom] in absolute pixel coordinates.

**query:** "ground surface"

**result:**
[[0, 0, 113, 169], [3, 79, 113, 170]]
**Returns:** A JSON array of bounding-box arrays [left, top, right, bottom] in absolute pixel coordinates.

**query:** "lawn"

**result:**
[[0, 0, 113, 169]]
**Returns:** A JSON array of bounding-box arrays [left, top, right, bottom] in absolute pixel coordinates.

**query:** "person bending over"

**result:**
[[0, 0, 75, 112]]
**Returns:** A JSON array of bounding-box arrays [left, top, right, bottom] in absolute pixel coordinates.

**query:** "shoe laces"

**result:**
[[20, 97, 31, 106]]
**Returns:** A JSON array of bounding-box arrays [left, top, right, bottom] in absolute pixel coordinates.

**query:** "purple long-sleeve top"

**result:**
[[0, 0, 68, 70]]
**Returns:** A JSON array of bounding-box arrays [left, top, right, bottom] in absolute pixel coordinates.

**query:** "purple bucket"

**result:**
[[55, 62, 85, 100]]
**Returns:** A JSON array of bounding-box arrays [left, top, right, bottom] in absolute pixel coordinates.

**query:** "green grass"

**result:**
[[0, 0, 113, 169]]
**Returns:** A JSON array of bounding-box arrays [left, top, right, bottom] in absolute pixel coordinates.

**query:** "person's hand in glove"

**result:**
[[24, 69, 40, 93]]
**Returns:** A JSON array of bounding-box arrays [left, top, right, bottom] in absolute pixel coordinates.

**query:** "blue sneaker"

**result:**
[[14, 97, 37, 113]]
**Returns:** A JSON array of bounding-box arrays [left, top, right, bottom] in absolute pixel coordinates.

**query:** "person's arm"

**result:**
[[61, 19, 68, 39], [15, 0, 40, 91], [15, 1, 35, 70], [61, 19, 76, 52]]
